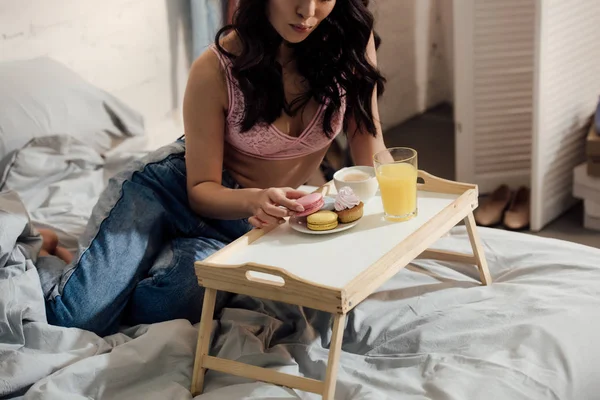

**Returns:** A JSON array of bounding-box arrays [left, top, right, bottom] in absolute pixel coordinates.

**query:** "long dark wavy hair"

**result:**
[[214, 0, 386, 138]]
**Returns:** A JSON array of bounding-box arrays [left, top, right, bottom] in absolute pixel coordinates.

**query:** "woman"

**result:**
[[43, 0, 387, 337]]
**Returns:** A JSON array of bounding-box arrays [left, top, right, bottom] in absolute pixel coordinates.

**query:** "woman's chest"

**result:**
[[272, 71, 322, 138]]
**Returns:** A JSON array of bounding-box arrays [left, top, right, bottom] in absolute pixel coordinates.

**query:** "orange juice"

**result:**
[[376, 162, 418, 220]]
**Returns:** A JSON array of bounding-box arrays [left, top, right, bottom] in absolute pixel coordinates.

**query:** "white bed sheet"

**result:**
[[2, 136, 600, 399], [2, 214, 600, 399]]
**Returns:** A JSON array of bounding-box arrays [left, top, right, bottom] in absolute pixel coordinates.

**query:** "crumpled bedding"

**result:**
[[1, 135, 600, 400], [0, 135, 149, 251]]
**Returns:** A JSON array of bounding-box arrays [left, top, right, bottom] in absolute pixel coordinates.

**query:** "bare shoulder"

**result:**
[[184, 31, 241, 107], [186, 47, 226, 100], [182, 49, 229, 145]]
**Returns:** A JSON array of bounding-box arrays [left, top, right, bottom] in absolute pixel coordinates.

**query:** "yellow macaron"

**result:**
[[307, 210, 339, 231]]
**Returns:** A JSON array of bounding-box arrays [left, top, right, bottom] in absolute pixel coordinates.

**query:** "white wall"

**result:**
[[0, 0, 192, 149], [0, 0, 453, 144], [372, 0, 454, 130]]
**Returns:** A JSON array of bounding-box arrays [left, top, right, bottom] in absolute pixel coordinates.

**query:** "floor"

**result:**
[[384, 103, 600, 249]]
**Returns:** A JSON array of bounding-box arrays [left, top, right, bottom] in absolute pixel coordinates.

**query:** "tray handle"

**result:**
[[242, 263, 288, 287], [197, 261, 333, 291], [195, 261, 344, 313], [417, 170, 477, 195]]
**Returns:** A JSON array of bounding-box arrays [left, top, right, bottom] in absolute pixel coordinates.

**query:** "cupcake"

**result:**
[[334, 186, 364, 223]]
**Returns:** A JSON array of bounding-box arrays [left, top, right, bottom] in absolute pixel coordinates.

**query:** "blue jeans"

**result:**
[[44, 140, 253, 336]]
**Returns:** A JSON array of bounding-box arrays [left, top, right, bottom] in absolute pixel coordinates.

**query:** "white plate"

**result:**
[[288, 215, 360, 235]]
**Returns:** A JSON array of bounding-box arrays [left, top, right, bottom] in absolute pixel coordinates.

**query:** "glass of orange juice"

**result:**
[[373, 147, 418, 221]]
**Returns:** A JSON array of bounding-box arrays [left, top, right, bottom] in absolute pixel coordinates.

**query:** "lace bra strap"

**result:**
[[209, 44, 238, 119]]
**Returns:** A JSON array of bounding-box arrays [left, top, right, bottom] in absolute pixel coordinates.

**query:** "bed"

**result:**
[[2, 54, 600, 400]]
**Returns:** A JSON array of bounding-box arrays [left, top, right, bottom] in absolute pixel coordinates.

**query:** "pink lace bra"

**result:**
[[210, 44, 346, 160]]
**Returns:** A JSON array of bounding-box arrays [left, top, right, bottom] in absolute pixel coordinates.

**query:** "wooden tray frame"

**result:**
[[190, 171, 491, 399]]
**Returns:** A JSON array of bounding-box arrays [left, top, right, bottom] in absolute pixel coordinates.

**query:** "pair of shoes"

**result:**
[[474, 185, 530, 230]]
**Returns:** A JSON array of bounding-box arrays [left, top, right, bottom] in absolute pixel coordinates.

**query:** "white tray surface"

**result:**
[[217, 190, 460, 289]]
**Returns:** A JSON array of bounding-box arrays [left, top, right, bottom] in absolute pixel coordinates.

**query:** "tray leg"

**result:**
[[188, 309, 345, 398], [464, 212, 492, 285], [191, 288, 217, 396], [323, 313, 346, 400]]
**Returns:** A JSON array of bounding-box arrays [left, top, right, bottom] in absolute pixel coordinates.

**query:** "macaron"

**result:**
[[295, 193, 324, 217], [321, 196, 336, 211], [307, 210, 339, 231]]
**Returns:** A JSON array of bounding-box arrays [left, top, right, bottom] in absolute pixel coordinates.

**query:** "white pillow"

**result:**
[[0, 57, 145, 158]]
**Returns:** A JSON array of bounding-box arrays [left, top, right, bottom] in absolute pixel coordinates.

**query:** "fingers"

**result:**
[[256, 208, 282, 226], [283, 188, 310, 200], [248, 216, 264, 229], [262, 201, 292, 218], [269, 189, 305, 212], [250, 187, 311, 229], [248, 214, 285, 229]]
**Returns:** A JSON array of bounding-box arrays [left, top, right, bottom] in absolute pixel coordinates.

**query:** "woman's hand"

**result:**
[[249, 187, 308, 228]]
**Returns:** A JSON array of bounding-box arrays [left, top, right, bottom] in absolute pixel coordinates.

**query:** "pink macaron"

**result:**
[[294, 193, 325, 217]]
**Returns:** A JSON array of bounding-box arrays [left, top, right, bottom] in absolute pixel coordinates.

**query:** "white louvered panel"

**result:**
[[476, 131, 532, 145], [476, 161, 531, 175], [473, 113, 532, 129], [478, 135, 531, 148], [473, 57, 534, 72], [476, 124, 532, 137], [531, 0, 600, 231], [476, 143, 532, 157], [474, 72, 534, 87], [475, 89, 533, 103], [475, 27, 536, 41], [454, 0, 536, 194], [476, 156, 531, 172], [472, 0, 535, 188]]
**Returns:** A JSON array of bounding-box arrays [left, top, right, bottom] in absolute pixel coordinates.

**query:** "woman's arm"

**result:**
[[183, 50, 257, 220], [183, 50, 305, 224], [346, 32, 388, 167]]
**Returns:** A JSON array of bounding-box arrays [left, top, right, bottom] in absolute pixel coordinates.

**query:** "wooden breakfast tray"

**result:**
[[191, 171, 491, 399]]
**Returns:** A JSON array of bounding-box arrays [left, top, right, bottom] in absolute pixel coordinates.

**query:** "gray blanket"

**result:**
[[1, 136, 600, 399]]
